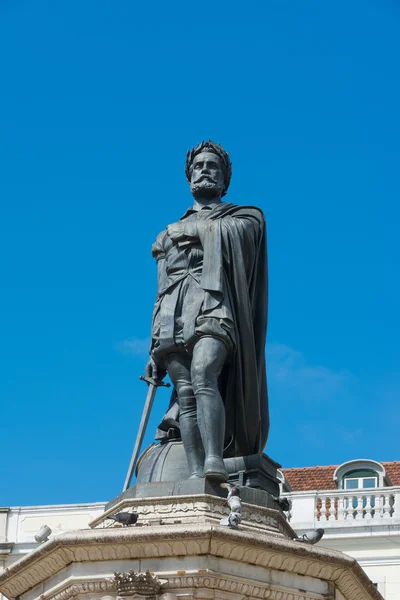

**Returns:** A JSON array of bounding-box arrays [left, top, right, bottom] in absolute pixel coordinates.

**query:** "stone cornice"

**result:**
[[88, 493, 294, 539], [0, 524, 382, 600], [89, 494, 222, 528]]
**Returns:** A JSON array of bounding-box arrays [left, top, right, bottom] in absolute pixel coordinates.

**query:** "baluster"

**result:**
[[329, 497, 337, 520], [314, 496, 321, 521], [326, 498, 331, 521], [379, 495, 385, 518], [364, 495, 372, 520], [370, 493, 376, 518], [337, 496, 345, 521], [355, 494, 363, 520], [389, 494, 395, 517], [319, 497, 327, 522], [383, 493, 392, 518], [346, 496, 354, 521], [391, 492, 400, 518]]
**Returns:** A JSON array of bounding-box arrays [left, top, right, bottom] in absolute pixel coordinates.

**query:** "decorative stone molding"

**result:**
[[0, 524, 382, 600], [88, 494, 293, 538], [44, 580, 114, 600], [109, 570, 166, 598], [19, 574, 329, 600], [160, 573, 328, 600]]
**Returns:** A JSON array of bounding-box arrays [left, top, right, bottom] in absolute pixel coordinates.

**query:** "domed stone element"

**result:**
[[136, 441, 190, 483], [135, 441, 280, 496]]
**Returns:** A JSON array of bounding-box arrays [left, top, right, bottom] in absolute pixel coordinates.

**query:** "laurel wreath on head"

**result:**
[[185, 140, 232, 197]]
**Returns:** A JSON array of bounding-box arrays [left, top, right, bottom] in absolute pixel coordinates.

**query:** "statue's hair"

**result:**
[[185, 140, 232, 197]]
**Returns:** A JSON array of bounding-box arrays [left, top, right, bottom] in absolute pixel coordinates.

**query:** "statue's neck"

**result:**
[[192, 196, 222, 211]]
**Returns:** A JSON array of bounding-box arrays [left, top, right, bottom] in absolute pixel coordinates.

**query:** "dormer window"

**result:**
[[343, 469, 378, 490], [333, 459, 390, 489]]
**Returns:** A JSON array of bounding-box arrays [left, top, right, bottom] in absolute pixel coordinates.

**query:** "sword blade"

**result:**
[[123, 383, 157, 491]]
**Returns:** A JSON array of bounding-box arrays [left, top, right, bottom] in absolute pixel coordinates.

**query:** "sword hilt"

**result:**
[[139, 375, 171, 388]]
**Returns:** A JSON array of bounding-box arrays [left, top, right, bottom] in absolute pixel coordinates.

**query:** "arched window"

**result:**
[[333, 459, 389, 489]]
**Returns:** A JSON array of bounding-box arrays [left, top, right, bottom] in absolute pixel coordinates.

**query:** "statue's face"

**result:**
[[190, 151, 225, 199]]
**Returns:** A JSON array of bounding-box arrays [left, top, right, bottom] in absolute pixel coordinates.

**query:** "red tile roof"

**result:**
[[281, 465, 338, 491], [281, 461, 400, 491], [383, 461, 400, 486]]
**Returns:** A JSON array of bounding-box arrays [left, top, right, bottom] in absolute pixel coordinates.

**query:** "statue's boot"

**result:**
[[180, 412, 205, 478], [204, 455, 228, 482], [190, 337, 229, 482], [197, 394, 228, 483]]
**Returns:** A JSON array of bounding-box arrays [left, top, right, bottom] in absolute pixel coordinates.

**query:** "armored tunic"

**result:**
[[151, 204, 235, 363]]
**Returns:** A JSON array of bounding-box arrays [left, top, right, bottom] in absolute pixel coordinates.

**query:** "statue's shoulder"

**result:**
[[151, 229, 168, 258], [221, 203, 265, 222]]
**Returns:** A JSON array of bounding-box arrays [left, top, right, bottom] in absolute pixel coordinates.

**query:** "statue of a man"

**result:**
[[146, 141, 269, 482]]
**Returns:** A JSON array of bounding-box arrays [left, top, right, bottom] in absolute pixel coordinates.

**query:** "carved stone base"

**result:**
[[0, 522, 383, 600], [90, 482, 292, 538]]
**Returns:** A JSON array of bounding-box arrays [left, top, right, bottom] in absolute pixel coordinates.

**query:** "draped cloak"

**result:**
[[152, 202, 269, 458]]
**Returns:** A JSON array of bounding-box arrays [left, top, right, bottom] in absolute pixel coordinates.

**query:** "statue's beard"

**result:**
[[190, 180, 224, 199]]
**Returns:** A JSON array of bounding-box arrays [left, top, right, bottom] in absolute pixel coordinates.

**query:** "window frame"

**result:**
[[344, 475, 378, 490]]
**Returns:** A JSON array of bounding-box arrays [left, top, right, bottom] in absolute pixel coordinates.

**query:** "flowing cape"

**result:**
[[157, 202, 269, 457]]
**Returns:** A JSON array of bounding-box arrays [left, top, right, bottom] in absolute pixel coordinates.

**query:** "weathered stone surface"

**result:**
[[92, 486, 291, 538], [0, 522, 383, 600]]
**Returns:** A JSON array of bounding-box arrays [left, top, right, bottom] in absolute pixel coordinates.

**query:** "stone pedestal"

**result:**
[[92, 479, 293, 538], [135, 444, 280, 497], [0, 492, 383, 600]]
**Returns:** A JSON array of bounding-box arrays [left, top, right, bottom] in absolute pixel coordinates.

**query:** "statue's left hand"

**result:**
[[167, 222, 186, 241]]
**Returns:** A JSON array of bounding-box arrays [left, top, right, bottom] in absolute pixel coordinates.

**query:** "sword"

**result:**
[[122, 375, 171, 492]]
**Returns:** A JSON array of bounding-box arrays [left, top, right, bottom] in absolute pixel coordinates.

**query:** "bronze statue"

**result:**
[[145, 141, 269, 482]]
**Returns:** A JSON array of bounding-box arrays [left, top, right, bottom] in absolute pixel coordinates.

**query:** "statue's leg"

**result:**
[[191, 337, 228, 482], [165, 352, 205, 478]]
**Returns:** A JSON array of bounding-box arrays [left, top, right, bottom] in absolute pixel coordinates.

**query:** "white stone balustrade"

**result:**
[[314, 488, 396, 525], [282, 486, 400, 530]]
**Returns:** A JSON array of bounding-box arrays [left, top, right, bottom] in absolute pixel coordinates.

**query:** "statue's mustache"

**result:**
[[194, 175, 218, 184]]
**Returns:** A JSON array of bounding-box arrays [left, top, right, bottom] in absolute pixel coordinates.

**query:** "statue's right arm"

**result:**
[[146, 237, 168, 379], [155, 255, 168, 295], [151, 238, 168, 296]]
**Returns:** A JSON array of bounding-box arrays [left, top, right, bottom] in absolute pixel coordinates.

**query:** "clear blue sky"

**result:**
[[1, 0, 399, 506]]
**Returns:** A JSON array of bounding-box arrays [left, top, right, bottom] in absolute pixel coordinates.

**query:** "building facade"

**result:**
[[0, 501, 106, 600], [280, 460, 400, 600]]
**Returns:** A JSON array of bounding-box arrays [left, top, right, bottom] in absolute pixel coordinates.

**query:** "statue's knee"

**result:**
[[192, 367, 217, 396], [177, 383, 195, 404], [178, 389, 196, 418]]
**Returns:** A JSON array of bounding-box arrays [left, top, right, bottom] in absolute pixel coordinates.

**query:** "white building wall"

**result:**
[[284, 487, 400, 599], [0, 502, 106, 600]]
